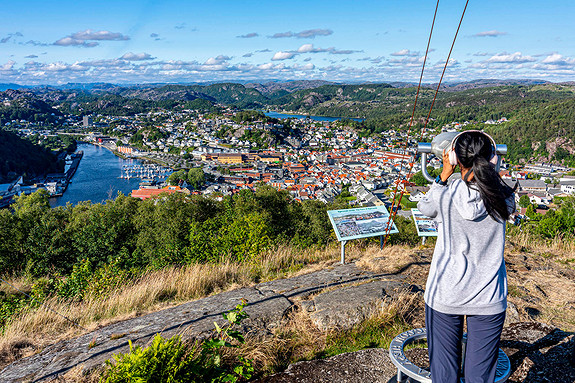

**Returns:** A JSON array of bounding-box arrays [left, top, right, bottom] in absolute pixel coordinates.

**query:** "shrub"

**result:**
[[101, 301, 253, 383]]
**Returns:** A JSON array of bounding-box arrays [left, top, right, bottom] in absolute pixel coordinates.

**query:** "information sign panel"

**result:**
[[327, 206, 399, 242], [411, 208, 438, 237]]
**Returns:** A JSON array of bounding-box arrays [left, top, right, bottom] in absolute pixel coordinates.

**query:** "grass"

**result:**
[[0, 243, 371, 369], [505, 230, 575, 331], [507, 230, 575, 267]]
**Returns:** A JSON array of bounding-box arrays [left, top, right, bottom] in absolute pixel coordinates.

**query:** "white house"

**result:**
[[559, 180, 575, 195]]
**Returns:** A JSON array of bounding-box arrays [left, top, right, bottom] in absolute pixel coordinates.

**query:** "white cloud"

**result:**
[[272, 51, 295, 60], [297, 44, 359, 55], [204, 55, 231, 65], [296, 29, 333, 38], [54, 37, 98, 47], [486, 52, 535, 64], [298, 44, 314, 53], [296, 63, 315, 71], [541, 53, 575, 66], [3, 47, 575, 85], [54, 29, 129, 47], [0, 60, 16, 71], [120, 52, 155, 61], [391, 49, 419, 57], [71, 30, 129, 41], [473, 30, 507, 37], [270, 29, 333, 39], [237, 32, 258, 38]]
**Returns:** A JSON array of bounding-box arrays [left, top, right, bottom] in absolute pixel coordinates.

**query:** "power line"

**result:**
[[383, 0, 471, 248], [385, 0, 441, 228]]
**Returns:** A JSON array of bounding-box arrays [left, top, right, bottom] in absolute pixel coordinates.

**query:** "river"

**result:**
[[49, 143, 148, 207], [264, 111, 365, 122]]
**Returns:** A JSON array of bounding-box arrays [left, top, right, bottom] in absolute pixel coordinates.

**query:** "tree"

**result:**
[[525, 204, 539, 220], [410, 167, 444, 187], [167, 169, 188, 186], [187, 168, 205, 189], [518, 195, 531, 208]]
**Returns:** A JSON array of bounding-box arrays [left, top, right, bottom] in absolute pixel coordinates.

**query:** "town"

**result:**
[[1, 104, 575, 224]]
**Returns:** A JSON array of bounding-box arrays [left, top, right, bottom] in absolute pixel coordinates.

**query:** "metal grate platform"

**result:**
[[389, 328, 511, 382]]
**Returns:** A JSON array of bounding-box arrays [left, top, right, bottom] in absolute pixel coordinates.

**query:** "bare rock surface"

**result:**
[[309, 280, 406, 330], [0, 262, 404, 382], [253, 348, 397, 383]]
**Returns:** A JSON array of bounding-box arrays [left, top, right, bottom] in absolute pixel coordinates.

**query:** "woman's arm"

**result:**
[[417, 183, 442, 218], [417, 149, 454, 218]]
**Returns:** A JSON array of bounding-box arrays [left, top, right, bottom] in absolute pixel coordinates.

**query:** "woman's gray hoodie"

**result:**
[[417, 179, 514, 315]]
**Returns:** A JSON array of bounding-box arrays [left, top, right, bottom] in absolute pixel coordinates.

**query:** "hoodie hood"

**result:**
[[449, 179, 487, 221]]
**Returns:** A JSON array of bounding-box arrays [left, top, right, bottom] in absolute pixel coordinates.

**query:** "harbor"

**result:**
[[50, 143, 173, 207]]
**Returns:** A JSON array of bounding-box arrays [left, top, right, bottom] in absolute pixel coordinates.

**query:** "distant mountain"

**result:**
[[438, 79, 550, 92], [245, 80, 335, 97], [0, 89, 61, 121], [116, 83, 268, 108], [269, 83, 399, 116], [0, 83, 30, 91]]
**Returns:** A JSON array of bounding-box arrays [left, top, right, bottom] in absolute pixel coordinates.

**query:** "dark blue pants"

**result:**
[[425, 305, 505, 383]]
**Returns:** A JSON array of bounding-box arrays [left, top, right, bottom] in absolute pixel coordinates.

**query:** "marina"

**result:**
[[120, 163, 172, 182]]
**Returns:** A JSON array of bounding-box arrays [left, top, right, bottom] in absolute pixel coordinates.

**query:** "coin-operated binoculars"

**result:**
[[416, 131, 508, 182]]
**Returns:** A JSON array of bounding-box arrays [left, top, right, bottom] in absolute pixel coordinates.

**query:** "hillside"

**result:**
[[1, 242, 574, 382], [0, 129, 63, 182]]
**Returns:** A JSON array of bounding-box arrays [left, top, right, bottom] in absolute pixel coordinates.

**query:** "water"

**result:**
[[49, 143, 150, 207], [264, 111, 365, 122]]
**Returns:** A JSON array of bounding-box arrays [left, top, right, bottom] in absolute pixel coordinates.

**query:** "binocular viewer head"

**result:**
[[416, 131, 507, 182]]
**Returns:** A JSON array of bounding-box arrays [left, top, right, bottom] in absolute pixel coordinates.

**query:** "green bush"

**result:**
[[0, 291, 27, 330], [101, 301, 253, 383]]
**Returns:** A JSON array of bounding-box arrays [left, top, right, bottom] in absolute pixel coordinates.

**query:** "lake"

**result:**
[[49, 143, 148, 207], [264, 111, 365, 122]]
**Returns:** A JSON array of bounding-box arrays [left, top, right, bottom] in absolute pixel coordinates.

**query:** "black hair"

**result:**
[[454, 131, 515, 222]]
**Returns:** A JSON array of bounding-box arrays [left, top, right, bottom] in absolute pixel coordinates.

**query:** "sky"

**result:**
[[1, 0, 574, 85]]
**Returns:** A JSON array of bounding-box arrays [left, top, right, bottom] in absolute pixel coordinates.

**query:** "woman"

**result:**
[[417, 131, 515, 383]]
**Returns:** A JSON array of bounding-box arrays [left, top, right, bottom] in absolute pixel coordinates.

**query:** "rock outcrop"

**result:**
[[0, 263, 406, 382], [2, 258, 574, 383]]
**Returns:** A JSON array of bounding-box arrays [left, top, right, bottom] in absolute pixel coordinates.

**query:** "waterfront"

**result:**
[[50, 143, 149, 207], [264, 111, 365, 122]]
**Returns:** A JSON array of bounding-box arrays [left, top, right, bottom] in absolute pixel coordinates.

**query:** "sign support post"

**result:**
[[341, 240, 347, 264], [380, 235, 384, 250]]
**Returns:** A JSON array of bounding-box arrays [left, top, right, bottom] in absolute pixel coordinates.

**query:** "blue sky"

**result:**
[[1, 0, 574, 85]]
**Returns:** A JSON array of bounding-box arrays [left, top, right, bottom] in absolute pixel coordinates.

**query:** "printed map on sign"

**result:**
[[327, 206, 399, 242], [411, 208, 438, 237]]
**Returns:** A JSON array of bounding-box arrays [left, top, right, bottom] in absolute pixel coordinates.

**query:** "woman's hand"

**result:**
[[440, 149, 456, 182]]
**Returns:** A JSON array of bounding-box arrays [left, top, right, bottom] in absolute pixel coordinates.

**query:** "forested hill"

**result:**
[[0, 129, 63, 183]]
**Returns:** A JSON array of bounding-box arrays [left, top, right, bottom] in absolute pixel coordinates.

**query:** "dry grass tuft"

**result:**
[[54, 364, 102, 383], [508, 231, 575, 265], [356, 245, 418, 274]]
